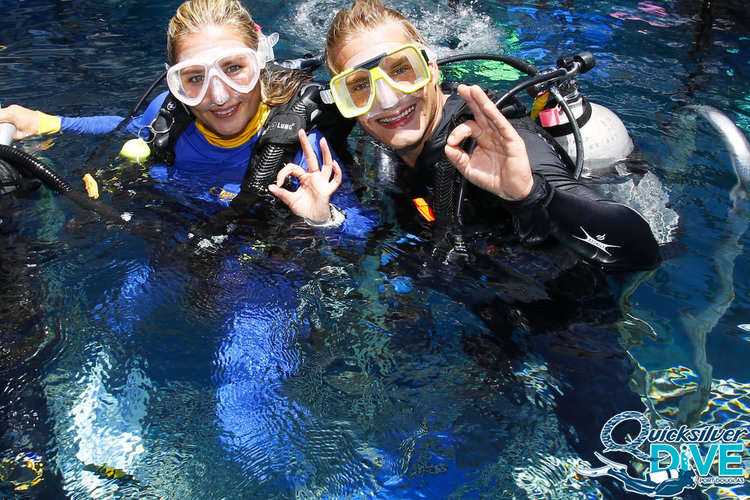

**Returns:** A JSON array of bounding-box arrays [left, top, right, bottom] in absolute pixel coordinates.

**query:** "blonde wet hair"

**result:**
[[167, 0, 310, 106], [324, 0, 426, 75]]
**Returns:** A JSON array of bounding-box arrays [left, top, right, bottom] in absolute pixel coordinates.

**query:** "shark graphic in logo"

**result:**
[[572, 227, 621, 255], [576, 452, 698, 497]]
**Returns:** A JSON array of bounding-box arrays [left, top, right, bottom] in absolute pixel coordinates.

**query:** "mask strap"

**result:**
[[422, 46, 437, 63], [257, 33, 279, 65]]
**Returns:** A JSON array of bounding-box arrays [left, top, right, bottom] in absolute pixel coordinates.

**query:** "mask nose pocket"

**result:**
[[374, 78, 400, 110], [208, 76, 231, 106]]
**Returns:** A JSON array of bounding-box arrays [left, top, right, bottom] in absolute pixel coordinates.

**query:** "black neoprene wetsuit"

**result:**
[[403, 91, 662, 272]]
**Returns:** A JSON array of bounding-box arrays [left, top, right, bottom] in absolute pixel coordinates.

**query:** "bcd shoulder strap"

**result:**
[[149, 93, 194, 166]]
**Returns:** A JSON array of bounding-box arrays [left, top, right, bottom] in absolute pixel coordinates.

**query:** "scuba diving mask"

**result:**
[[329, 44, 433, 118], [166, 34, 277, 107]]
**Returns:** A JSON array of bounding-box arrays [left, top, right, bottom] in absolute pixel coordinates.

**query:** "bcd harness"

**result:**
[[0, 157, 40, 196]]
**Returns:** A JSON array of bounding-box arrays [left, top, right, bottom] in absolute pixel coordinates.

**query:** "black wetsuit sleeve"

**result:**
[[502, 129, 661, 271]]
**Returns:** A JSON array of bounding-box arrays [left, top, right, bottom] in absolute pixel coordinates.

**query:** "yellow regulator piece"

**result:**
[[82, 173, 99, 199], [84, 463, 131, 480], [531, 91, 550, 121], [119, 138, 151, 162]]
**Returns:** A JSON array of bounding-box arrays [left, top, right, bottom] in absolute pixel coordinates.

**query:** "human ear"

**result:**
[[429, 61, 440, 84]]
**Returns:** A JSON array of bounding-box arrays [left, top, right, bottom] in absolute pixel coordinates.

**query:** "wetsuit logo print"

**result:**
[[209, 186, 237, 203], [576, 411, 748, 497], [572, 227, 621, 255]]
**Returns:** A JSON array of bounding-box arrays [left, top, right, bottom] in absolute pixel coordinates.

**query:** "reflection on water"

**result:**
[[0, 0, 749, 498]]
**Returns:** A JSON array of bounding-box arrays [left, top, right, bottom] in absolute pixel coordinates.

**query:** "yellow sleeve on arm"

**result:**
[[36, 111, 62, 135]]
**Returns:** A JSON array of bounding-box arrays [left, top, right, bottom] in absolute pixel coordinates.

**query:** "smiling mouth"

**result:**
[[212, 104, 238, 117], [377, 105, 415, 126]]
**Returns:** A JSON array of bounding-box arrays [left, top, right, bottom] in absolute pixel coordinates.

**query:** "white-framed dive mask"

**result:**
[[166, 34, 278, 107]]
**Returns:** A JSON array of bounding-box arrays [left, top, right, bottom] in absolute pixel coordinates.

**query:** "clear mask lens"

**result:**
[[167, 48, 261, 107]]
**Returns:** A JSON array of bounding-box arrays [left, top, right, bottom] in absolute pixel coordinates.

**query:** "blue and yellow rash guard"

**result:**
[[55, 91, 374, 239]]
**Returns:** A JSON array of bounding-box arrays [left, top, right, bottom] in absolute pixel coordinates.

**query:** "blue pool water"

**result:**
[[1, 0, 749, 498]]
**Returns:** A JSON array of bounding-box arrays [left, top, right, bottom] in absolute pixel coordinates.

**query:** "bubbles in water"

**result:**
[[411, 1, 503, 57], [594, 170, 679, 244], [285, 0, 503, 57], [48, 350, 152, 498], [283, 0, 343, 51]]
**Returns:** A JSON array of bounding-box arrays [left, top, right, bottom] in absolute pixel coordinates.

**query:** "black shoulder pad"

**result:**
[[256, 109, 306, 148], [254, 82, 322, 151], [149, 93, 193, 166]]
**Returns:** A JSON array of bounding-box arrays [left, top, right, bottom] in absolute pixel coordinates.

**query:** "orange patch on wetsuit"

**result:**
[[412, 197, 435, 222]]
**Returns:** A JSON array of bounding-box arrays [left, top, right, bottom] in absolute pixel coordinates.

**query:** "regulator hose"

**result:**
[[229, 83, 319, 216], [492, 68, 567, 109], [0, 144, 130, 224], [247, 91, 310, 192], [437, 53, 541, 77], [250, 87, 312, 192], [433, 155, 457, 226], [247, 144, 288, 194], [437, 53, 588, 179], [549, 86, 585, 179]]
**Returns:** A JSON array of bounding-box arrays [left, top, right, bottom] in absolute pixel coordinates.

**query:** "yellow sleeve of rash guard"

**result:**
[[36, 111, 62, 135]]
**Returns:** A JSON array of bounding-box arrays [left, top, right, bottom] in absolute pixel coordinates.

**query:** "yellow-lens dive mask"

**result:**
[[329, 44, 432, 118]]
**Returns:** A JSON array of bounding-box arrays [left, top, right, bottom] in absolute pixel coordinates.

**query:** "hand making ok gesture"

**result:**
[[444, 84, 534, 202], [268, 129, 343, 224]]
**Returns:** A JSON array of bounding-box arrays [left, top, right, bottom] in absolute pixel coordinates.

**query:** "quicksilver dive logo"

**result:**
[[575, 411, 747, 497]]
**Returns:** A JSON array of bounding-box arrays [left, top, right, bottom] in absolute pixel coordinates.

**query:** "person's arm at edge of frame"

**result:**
[[0, 92, 170, 140], [517, 127, 661, 271]]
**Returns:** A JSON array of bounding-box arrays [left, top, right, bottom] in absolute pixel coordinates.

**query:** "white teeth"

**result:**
[[214, 105, 237, 116], [378, 105, 415, 124]]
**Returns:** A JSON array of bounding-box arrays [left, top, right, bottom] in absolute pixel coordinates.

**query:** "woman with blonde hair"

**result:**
[[0, 0, 365, 232], [0, 2, 377, 493]]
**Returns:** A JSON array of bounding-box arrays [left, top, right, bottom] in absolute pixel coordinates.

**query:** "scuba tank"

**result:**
[[0, 119, 22, 194], [536, 78, 634, 175], [0, 119, 14, 146], [437, 50, 634, 179]]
